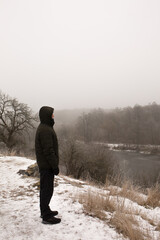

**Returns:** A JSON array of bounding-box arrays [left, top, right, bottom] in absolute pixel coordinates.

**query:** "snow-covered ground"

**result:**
[[0, 156, 125, 240], [0, 156, 160, 240]]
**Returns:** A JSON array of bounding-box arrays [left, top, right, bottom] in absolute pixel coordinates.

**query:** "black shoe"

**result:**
[[42, 216, 61, 225], [40, 211, 58, 218]]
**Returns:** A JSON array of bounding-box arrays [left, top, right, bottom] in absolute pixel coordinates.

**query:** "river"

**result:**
[[112, 150, 160, 187]]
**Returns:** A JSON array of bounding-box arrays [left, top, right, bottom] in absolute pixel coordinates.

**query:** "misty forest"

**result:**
[[1, 90, 160, 187], [1, 90, 160, 240]]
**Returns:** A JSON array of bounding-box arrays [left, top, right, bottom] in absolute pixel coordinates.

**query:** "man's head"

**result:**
[[39, 106, 55, 126]]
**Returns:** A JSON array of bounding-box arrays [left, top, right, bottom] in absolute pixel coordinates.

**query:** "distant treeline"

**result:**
[[1, 88, 160, 156], [58, 103, 160, 145]]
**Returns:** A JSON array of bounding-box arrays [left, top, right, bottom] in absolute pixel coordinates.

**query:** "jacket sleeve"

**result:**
[[39, 129, 59, 170]]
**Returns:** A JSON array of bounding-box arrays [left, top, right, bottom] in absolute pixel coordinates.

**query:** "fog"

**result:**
[[0, 0, 160, 112]]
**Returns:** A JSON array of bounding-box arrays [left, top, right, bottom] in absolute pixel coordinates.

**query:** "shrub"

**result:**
[[59, 139, 114, 183]]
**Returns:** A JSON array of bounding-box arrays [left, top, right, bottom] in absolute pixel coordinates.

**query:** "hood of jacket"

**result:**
[[39, 106, 54, 127]]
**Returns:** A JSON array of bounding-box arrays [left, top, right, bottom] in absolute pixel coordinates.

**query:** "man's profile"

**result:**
[[35, 106, 61, 224]]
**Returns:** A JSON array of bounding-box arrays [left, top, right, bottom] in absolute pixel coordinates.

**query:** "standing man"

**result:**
[[35, 106, 61, 224]]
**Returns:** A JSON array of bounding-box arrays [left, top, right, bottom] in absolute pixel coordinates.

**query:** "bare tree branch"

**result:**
[[0, 91, 37, 149]]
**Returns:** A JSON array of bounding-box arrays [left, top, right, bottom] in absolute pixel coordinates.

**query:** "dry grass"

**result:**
[[78, 190, 108, 220], [106, 178, 160, 209], [145, 183, 160, 208], [140, 212, 156, 227], [61, 176, 88, 188], [7, 186, 35, 199], [118, 181, 146, 206], [155, 223, 160, 231], [105, 179, 146, 205], [110, 212, 145, 240], [76, 188, 154, 240], [104, 177, 112, 188], [7, 150, 17, 156]]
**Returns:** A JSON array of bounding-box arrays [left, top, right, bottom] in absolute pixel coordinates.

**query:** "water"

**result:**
[[112, 151, 160, 187]]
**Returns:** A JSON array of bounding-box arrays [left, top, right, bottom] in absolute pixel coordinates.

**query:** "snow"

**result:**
[[0, 156, 125, 240], [1, 156, 160, 240]]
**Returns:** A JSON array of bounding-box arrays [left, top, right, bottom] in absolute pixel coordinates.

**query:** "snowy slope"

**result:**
[[0, 156, 125, 240]]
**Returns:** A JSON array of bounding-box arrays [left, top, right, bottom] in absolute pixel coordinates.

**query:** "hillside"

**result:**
[[0, 156, 160, 240]]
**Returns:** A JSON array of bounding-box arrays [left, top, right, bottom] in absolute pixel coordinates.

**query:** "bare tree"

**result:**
[[0, 91, 37, 149]]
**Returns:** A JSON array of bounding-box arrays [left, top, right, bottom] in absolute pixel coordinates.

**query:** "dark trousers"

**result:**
[[40, 169, 54, 220]]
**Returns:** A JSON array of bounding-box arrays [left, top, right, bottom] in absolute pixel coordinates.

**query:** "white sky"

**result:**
[[0, 0, 160, 112]]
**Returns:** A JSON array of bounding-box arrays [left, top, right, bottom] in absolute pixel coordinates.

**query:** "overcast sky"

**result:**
[[0, 0, 160, 112]]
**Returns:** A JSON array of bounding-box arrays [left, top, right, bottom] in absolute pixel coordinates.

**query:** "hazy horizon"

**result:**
[[0, 0, 160, 112]]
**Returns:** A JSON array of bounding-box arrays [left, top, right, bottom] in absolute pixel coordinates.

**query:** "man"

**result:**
[[35, 106, 61, 224]]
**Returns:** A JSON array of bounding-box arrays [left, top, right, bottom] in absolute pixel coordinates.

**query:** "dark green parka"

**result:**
[[35, 106, 59, 172]]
